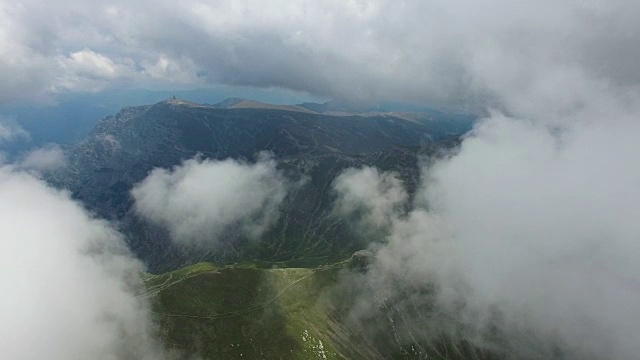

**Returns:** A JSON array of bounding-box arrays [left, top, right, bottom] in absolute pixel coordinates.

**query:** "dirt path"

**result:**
[[148, 260, 350, 320]]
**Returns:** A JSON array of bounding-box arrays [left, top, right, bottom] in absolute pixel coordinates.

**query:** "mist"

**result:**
[[0, 117, 29, 143], [17, 144, 66, 171], [333, 113, 640, 358], [239, 0, 634, 358], [0, 166, 169, 360], [132, 153, 291, 246]]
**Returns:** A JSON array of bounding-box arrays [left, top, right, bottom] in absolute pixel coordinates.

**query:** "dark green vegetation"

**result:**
[[49, 98, 473, 272]]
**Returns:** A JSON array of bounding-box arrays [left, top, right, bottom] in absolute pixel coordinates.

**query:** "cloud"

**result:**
[[336, 112, 640, 358], [55, 49, 138, 93], [251, 2, 640, 357], [0, 117, 29, 143], [1, 0, 639, 106], [0, 166, 168, 360], [333, 166, 407, 232], [131, 153, 291, 246], [18, 144, 66, 171], [411, 116, 640, 358]]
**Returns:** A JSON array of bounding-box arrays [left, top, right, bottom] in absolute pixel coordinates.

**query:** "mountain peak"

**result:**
[[159, 98, 213, 109], [213, 97, 250, 108], [213, 97, 316, 113]]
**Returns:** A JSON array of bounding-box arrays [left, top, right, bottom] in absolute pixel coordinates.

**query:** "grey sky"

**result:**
[[1, 0, 639, 111]]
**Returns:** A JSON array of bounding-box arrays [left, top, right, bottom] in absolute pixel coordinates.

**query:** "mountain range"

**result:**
[[49, 97, 474, 272], [43, 97, 489, 359]]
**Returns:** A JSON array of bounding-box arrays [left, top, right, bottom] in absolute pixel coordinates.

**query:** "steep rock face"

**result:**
[[50, 99, 472, 272]]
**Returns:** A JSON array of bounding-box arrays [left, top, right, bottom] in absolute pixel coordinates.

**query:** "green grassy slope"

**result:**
[[143, 261, 500, 360], [143, 261, 383, 359]]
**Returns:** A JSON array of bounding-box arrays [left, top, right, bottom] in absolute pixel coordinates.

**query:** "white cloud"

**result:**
[[338, 112, 640, 358], [0, 117, 29, 143], [68, 49, 119, 78], [0, 166, 168, 360], [140, 56, 200, 83], [18, 144, 66, 171], [55, 49, 139, 93], [333, 166, 407, 231], [132, 153, 290, 246]]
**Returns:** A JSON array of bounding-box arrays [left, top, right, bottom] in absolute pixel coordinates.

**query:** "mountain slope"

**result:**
[[143, 261, 382, 359], [144, 260, 499, 359], [49, 99, 473, 272]]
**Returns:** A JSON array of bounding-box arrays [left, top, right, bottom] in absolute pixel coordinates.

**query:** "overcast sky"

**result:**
[[1, 0, 639, 110]]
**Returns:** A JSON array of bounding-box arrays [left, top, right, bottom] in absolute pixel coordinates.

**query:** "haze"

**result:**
[[1, 0, 639, 359]]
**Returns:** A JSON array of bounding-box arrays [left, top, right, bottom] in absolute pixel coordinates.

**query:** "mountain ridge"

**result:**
[[48, 98, 474, 272]]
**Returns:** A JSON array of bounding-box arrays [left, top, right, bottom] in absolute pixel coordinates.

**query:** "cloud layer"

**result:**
[[1, 0, 640, 107], [333, 166, 407, 233], [0, 117, 29, 143], [18, 144, 66, 171], [296, 2, 640, 357], [0, 166, 167, 360], [132, 154, 290, 246], [417, 116, 640, 358], [334, 113, 640, 358]]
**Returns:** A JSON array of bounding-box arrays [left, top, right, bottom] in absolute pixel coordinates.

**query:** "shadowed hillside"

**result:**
[[49, 99, 473, 272]]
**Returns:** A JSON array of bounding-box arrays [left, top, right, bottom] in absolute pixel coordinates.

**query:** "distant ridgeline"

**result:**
[[47, 98, 474, 272]]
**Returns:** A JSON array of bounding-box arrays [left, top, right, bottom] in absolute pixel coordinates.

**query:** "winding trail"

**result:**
[[148, 260, 349, 321]]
